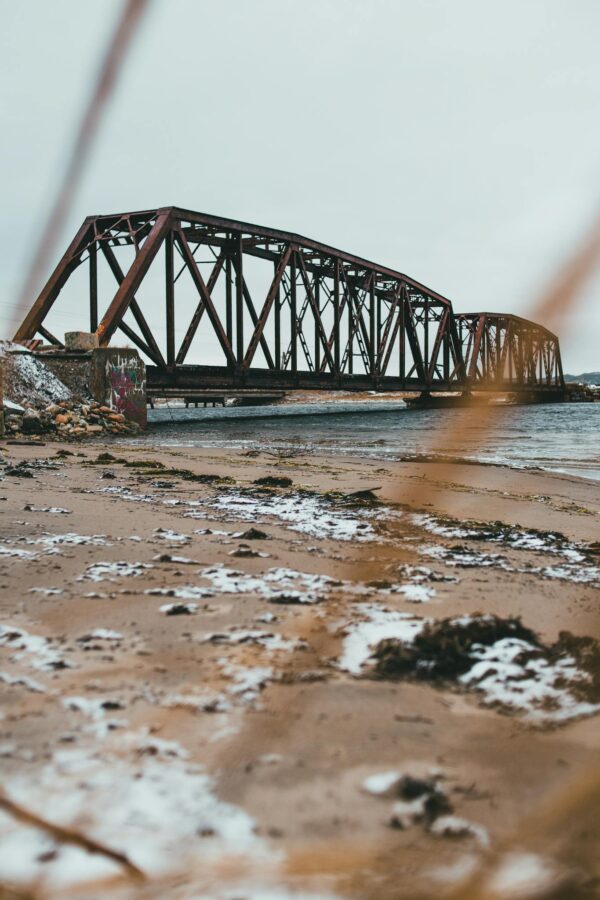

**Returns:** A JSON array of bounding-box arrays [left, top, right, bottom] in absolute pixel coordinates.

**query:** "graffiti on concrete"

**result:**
[[106, 353, 146, 420]]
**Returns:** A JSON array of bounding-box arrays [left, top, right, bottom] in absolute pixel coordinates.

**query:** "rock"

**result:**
[[64, 331, 99, 351], [237, 527, 271, 540], [2, 391, 139, 442], [21, 409, 45, 434]]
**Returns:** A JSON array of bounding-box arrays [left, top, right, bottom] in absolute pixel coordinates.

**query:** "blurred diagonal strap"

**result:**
[[0, 786, 145, 880], [533, 209, 600, 329], [11, 0, 151, 338], [394, 206, 600, 488], [444, 766, 600, 900]]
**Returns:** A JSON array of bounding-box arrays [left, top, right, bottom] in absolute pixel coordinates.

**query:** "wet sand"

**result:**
[[0, 439, 599, 898]]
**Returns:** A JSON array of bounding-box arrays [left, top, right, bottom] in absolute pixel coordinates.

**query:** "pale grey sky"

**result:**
[[1, 0, 599, 372]]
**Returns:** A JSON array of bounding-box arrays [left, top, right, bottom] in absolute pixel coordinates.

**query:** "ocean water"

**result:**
[[130, 401, 600, 481]]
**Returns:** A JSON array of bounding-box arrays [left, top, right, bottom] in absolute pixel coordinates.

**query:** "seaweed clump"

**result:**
[[372, 615, 538, 682], [253, 475, 293, 488], [548, 633, 600, 703], [88, 453, 234, 484], [390, 775, 453, 826]]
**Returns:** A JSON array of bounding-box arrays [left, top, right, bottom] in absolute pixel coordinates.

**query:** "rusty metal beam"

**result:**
[[242, 244, 293, 369], [297, 254, 335, 374], [14, 219, 93, 341], [230, 253, 276, 370], [165, 229, 175, 367], [175, 251, 225, 365], [97, 210, 172, 345], [38, 324, 64, 347], [100, 242, 167, 368], [175, 229, 236, 367]]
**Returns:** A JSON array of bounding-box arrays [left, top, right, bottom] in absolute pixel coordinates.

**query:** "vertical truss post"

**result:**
[[89, 241, 98, 332], [225, 250, 233, 363], [376, 294, 382, 371], [234, 233, 244, 366], [333, 259, 340, 377], [347, 278, 354, 374], [556, 340, 564, 387], [424, 301, 430, 386], [165, 229, 175, 367], [369, 277, 375, 378], [443, 319, 450, 383], [314, 273, 321, 373], [399, 286, 406, 382], [290, 251, 297, 374], [517, 333, 523, 382], [274, 260, 281, 369]]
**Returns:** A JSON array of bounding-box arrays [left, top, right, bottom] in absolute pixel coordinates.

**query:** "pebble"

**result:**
[[4, 399, 141, 440]]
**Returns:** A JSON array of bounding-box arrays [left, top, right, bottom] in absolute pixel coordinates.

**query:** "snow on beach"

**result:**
[[0, 736, 270, 890], [0, 341, 72, 406], [337, 607, 600, 724]]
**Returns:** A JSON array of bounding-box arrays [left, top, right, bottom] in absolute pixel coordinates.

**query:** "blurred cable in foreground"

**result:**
[[9, 0, 151, 340]]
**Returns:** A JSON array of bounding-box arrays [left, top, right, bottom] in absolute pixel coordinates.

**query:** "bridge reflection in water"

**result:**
[[14, 207, 564, 398]]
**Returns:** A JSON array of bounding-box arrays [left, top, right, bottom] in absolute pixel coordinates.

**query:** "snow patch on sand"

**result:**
[[219, 660, 274, 704], [208, 491, 381, 541], [0, 624, 67, 672], [79, 561, 153, 582], [200, 629, 301, 653], [460, 636, 600, 724], [0, 740, 267, 890], [338, 605, 426, 675]]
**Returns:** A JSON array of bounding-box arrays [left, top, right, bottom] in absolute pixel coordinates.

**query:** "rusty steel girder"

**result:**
[[13, 206, 564, 395], [456, 313, 563, 391]]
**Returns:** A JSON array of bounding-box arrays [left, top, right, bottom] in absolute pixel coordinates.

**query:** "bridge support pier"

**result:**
[[89, 348, 147, 427], [40, 342, 147, 428]]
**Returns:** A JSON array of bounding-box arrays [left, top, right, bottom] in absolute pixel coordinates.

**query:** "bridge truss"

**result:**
[[14, 206, 564, 395]]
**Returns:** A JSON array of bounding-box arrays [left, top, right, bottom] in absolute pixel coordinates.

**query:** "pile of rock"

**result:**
[[4, 400, 142, 439]]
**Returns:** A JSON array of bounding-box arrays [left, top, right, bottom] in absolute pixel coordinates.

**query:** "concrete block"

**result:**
[[64, 331, 99, 352], [90, 348, 147, 427]]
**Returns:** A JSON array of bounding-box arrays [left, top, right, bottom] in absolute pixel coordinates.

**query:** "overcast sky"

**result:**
[[1, 0, 599, 372]]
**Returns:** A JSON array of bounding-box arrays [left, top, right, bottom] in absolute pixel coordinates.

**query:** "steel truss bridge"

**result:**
[[14, 206, 564, 397]]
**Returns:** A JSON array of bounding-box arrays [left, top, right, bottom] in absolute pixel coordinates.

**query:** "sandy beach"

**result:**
[[0, 439, 599, 898]]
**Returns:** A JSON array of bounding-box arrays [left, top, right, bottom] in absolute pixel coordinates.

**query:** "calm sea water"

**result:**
[[123, 401, 600, 481]]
